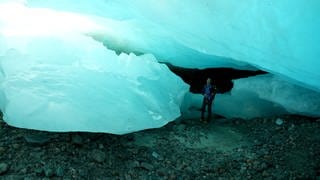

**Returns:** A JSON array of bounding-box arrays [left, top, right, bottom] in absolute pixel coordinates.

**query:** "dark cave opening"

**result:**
[[165, 63, 267, 94]]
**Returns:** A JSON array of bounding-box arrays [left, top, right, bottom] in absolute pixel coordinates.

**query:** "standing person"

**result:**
[[200, 78, 217, 123]]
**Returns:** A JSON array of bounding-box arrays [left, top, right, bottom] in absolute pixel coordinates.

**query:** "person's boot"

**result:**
[[205, 117, 211, 123]]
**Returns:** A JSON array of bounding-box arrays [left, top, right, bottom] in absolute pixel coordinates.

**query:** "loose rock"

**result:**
[[275, 118, 284, 126], [24, 134, 50, 145], [56, 167, 64, 177], [140, 162, 153, 171], [44, 168, 54, 177], [0, 163, 8, 174], [91, 150, 106, 163], [71, 134, 83, 145]]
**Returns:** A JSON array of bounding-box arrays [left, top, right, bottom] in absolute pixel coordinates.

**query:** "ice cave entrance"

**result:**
[[0, 1, 319, 134]]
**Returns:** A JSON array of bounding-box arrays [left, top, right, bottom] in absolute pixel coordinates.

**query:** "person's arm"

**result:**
[[210, 86, 217, 99], [213, 85, 218, 94], [210, 87, 214, 98]]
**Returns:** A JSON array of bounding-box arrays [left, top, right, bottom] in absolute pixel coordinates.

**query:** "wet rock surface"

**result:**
[[0, 115, 319, 179]]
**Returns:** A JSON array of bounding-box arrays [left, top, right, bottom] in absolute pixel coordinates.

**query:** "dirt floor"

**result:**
[[0, 115, 319, 179]]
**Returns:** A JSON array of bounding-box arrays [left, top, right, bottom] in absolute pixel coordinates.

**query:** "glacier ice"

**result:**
[[0, 34, 188, 134], [0, 1, 320, 134], [23, 0, 320, 90], [228, 75, 320, 118], [182, 74, 320, 119]]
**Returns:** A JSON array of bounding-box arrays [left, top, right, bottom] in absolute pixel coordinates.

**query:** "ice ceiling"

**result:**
[[0, 1, 319, 134]]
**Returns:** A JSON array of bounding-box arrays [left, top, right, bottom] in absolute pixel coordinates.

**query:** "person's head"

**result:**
[[206, 78, 211, 85]]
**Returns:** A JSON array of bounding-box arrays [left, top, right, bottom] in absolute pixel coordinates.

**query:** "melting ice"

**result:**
[[0, 1, 319, 134]]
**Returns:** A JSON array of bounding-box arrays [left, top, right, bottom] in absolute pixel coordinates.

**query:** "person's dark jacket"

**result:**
[[202, 84, 217, 102]]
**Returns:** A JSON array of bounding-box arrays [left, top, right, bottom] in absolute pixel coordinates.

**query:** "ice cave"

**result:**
[[0, 1, 319, 134]]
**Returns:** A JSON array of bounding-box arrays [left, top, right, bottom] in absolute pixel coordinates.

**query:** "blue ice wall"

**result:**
[[24, 0, 320, 91], [0, 1, 319, 133]]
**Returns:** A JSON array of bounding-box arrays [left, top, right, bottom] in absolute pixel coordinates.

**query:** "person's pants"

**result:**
[[201, 98, 213, 121]]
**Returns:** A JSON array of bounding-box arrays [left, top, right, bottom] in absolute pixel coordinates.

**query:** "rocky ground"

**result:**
[[0, 115, 319, 179]]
